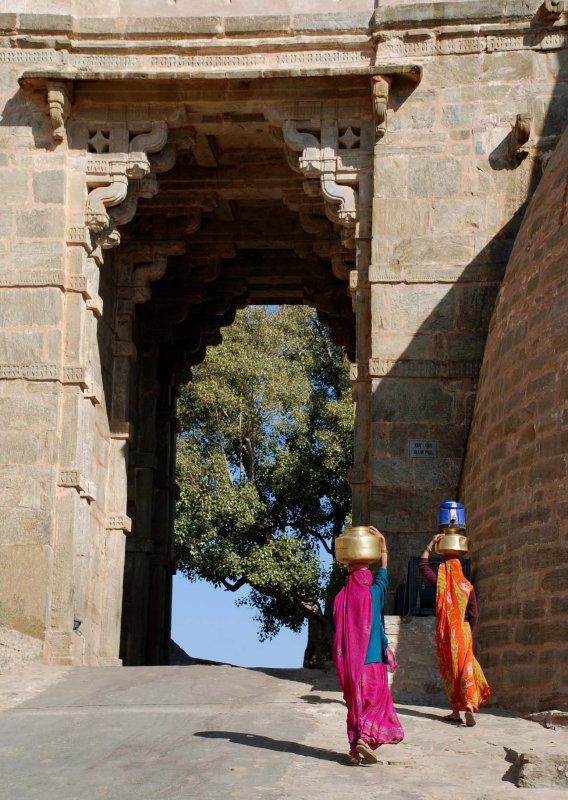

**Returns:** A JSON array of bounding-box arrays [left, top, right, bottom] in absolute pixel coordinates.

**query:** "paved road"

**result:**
[[0, 664, 566, 799]]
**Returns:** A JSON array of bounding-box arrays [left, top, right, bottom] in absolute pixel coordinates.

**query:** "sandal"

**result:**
[[356, 739, 379, 764], [443, 713, 462, 723], [465, 711, 476, 727], [348, 753, 362, 766]]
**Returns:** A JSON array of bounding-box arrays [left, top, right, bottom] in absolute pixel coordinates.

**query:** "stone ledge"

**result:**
[[0, 12, 375, 39], [373, 1, 537, 30]]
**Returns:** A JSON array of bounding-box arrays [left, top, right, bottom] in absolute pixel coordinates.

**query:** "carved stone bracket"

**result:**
[[372, 76, 391, 140], [84, 121, 173, 248], [119, 241, 185, 304], [510, 113, 532, 161], [46, 79, 73, 143], [267, 101, 374, 249]]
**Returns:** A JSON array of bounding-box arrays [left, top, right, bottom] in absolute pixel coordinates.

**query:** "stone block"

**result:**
[[225, 16, 290, 34], [372, 457, 412, 487], [372, 379, 454, 423], [0, 330, 44, 362], [125, 16, 223, 35], [372, 283, 455, 332], [0, 544, 48, 639], [0, 241, 65, 271], [442, 104, 475, 129], [392, 235, 474, 266], [420, 55, 480, 88], [18, 14, 73, 32], [0, 288, 62, 327], [32, 171, 65, 205], [481, 51, 534, 83], [0, 506, 51, 546], [374, 155, 409, 198], [373, 1, 535, 28], [0, 396, 58, 430], [0, 170, 29, 204], [0, 431, 42, 465], [444, 332, 487, 360], [372, 197, 429, 238], [408, 158, 462, 197], [16, 209, 64, 238], [371, 330, 432, 361], [0, 208, 12, 238], [390, 105, 435, 131], [430, 197, 485, 234], [292, 13, 371, 32]]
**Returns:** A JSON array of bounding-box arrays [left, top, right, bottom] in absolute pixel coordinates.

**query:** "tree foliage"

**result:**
[[175, 305, 352, 663]]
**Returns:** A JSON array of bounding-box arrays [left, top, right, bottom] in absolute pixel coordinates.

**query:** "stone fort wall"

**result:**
[[461, 124, 568, 712], [0, 1, 565, 709]]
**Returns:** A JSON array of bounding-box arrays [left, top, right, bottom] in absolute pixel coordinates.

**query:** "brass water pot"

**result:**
[[435, 530, 469, 556], [334, 526, 383, 565]]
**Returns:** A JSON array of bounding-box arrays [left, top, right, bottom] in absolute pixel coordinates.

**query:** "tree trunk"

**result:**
[[303, 612, 332, 668]]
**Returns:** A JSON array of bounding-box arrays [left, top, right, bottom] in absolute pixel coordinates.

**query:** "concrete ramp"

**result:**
[[0, 665, 566, 799]]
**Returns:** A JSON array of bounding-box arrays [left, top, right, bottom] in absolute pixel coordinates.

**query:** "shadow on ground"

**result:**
[[194, 730, 343, 764]]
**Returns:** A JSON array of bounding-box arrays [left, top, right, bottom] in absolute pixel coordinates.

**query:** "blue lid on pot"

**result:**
[[437, 501, 466, 530]]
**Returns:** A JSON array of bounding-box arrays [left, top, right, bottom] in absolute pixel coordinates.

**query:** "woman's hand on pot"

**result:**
[[369, 526, 385, 542]]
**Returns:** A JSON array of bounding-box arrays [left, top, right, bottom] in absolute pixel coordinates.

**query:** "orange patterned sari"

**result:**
[[435, 559, 490, 712]]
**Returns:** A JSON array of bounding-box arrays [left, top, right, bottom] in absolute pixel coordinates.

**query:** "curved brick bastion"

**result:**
[[461, 125, 568, 711]]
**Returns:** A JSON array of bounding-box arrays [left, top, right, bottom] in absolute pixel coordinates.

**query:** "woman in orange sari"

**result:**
[[419, 534, 490, 726]]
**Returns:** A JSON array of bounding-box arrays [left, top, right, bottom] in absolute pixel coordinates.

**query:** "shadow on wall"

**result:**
[[371, 36, 568, 707], [457, 41, 568, 710]]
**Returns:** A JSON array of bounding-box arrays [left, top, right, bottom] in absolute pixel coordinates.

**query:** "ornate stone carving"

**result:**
[[46, 80, 73, 142], [83, 122, 172, 247], [272, 105, 373, 246]]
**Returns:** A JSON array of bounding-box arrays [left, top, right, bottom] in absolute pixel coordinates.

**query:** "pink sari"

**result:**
[[333, 569, 404, 754]]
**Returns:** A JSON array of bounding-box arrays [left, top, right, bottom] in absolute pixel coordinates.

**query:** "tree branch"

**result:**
[[221, 577, 247, 592]]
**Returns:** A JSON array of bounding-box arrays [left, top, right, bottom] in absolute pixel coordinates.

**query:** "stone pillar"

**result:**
[[0, 74, 75, 660]]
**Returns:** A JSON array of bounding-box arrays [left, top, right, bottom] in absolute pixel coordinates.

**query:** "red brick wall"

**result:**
[[461, 130, 568, 712]]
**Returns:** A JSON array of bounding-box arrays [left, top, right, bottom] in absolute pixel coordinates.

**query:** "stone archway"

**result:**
[[12, 69, 404, 666]]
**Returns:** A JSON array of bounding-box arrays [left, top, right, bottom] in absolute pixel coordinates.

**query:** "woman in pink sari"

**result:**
[[333, 527, 404, 765]]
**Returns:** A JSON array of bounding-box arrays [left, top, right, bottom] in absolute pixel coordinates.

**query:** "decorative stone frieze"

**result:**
[[0, 363, 102, 400]]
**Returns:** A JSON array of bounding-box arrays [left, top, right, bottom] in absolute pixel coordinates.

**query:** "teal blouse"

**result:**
[[364, 567, 389, 664]]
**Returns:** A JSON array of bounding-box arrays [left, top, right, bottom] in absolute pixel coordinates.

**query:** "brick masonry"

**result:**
[[461, 125, 568, 712]]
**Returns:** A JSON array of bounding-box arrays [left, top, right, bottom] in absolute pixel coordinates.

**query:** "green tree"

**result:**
[[175, 305, 352, 666]]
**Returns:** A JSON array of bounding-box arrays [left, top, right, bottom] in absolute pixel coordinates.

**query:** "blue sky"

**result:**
[[171, 572, 307, 667]]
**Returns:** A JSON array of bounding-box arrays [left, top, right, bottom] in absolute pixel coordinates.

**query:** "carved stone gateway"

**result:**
[[0, 2, 567, 711]]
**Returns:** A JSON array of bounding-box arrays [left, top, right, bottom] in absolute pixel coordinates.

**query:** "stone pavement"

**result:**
[[0, 664, 566, 800]]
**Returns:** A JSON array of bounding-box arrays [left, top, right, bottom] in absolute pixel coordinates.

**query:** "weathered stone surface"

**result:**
[[0, 625, 42, 673], [509, 751, 568, 789], [408, 158, 462, 197], [32, 171, 65, 205], [0, 289, 62, 327], [15, 210, 63, 239]]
